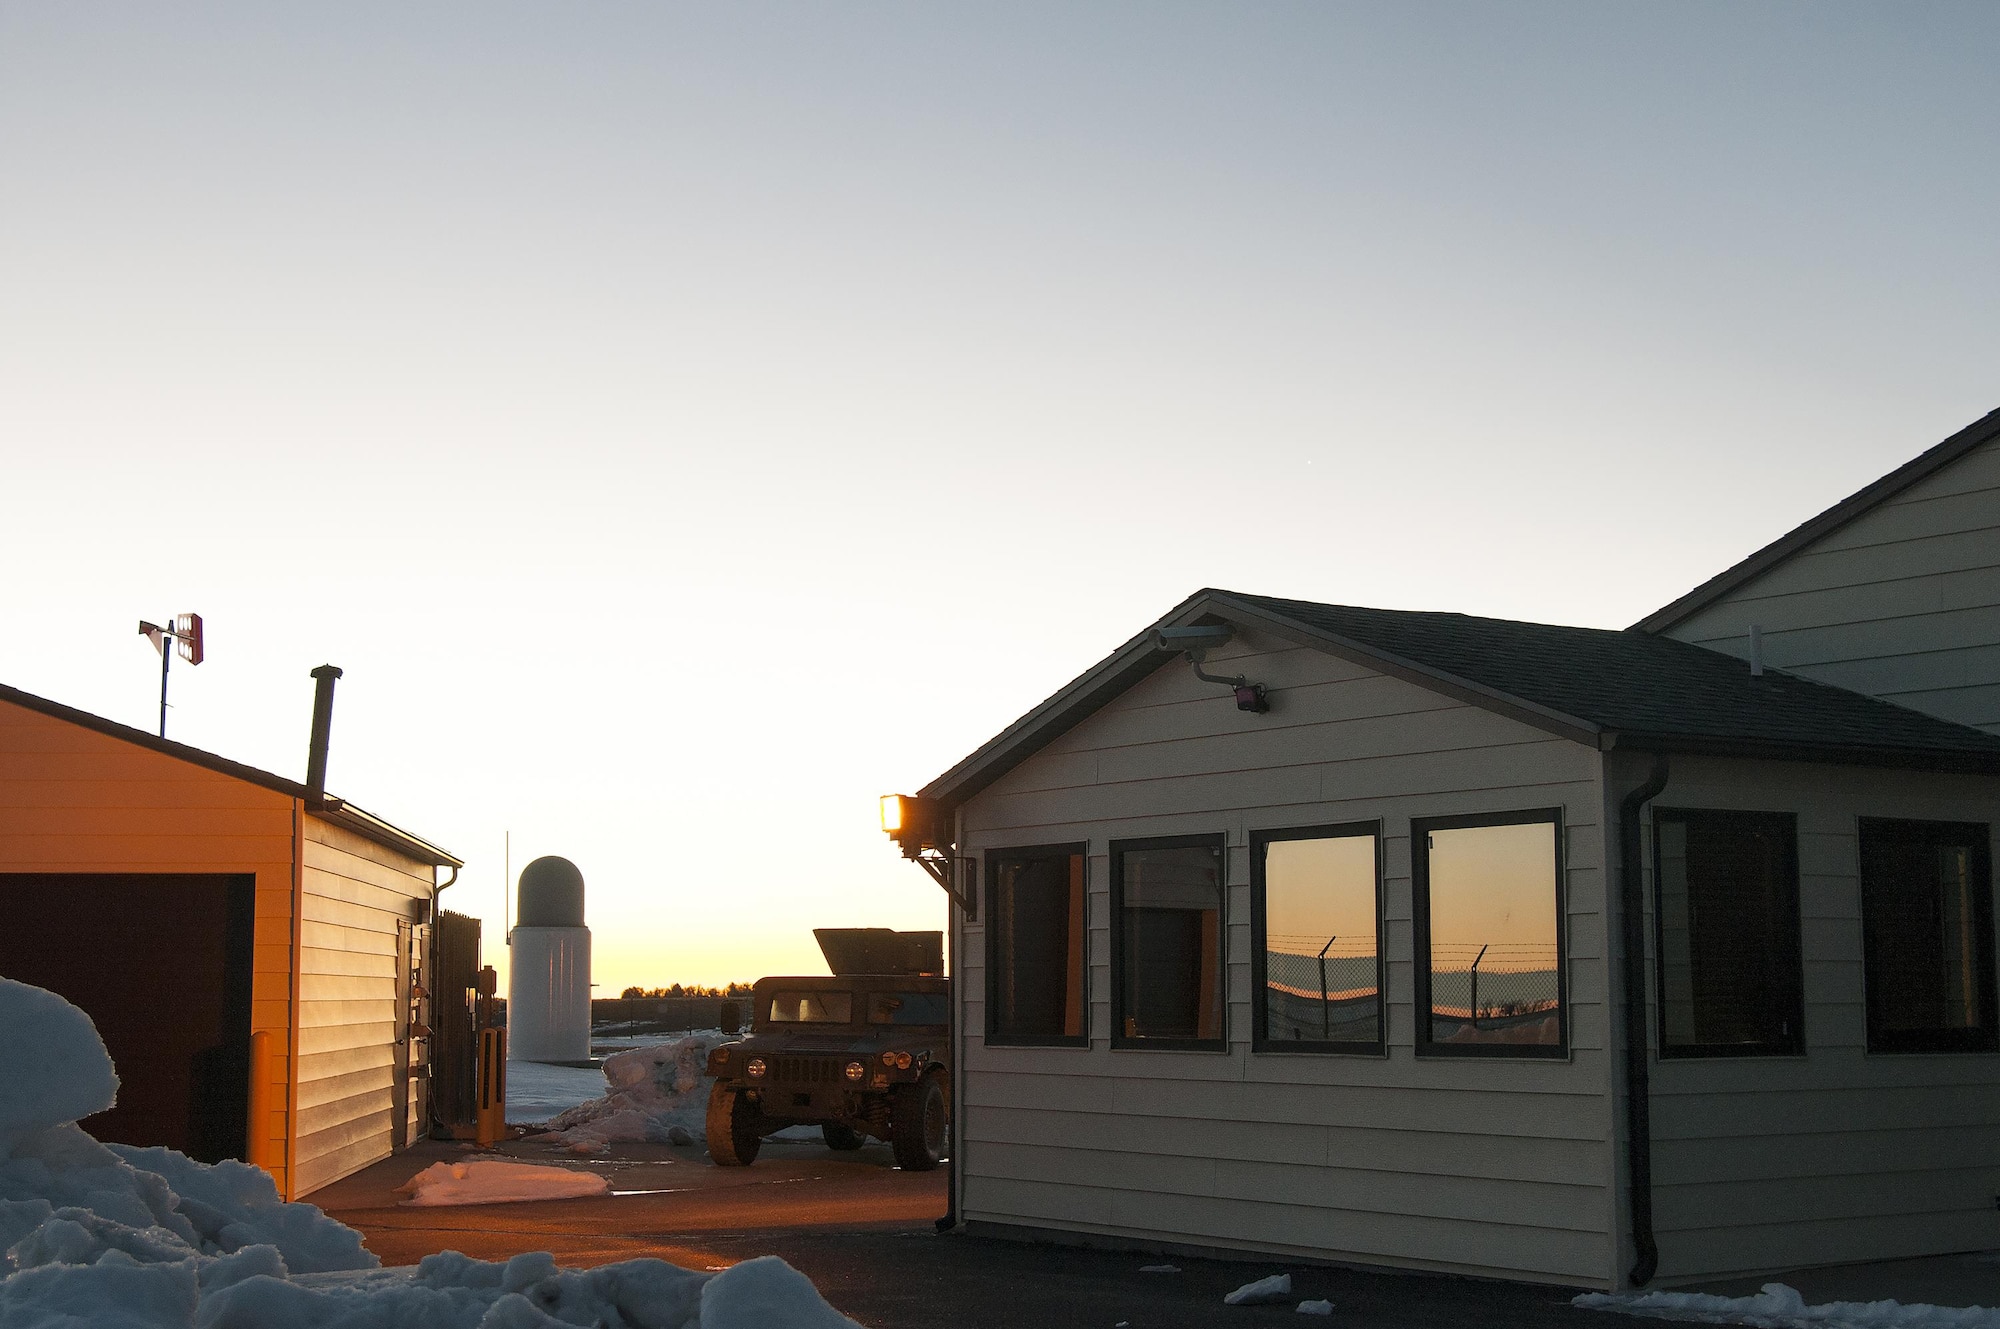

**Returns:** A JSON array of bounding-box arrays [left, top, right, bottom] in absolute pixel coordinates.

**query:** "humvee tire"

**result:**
[[823, 1123, 864, 1151], [890, 1072, 948, 1171], [706, 1083, 761, 1166]]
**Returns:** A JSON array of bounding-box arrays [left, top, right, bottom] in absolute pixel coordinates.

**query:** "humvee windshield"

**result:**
[[867, 992, 949, 1025], [765, 991, 853, 1024]]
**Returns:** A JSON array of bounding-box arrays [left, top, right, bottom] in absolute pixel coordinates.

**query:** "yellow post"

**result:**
[[245, 1029, 274, 1173], [475, 1026, 507, 1146]]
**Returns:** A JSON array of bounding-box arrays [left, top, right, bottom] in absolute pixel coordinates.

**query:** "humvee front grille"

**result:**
[[772, 1056, 841, 1085]]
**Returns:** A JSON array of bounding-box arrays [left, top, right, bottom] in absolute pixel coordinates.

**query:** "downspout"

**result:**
[[1618, 753, 1670, 1287]]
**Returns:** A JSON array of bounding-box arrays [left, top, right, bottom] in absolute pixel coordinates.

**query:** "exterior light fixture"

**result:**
[[879, 793, 975, 917], [1153, 624, 1271, 715]]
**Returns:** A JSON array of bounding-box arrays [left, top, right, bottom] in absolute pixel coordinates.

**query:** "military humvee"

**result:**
[[705, 928, 950, 1171]]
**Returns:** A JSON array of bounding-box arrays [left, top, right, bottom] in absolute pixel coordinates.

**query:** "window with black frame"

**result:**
[[985, 844, 1086, 1045], [1253, 824, 1382, 1052], [1413, 811, 1565, 1057], [1113, 836, 1224, 1048], [1654, 808, 1803, 1057], [1860, 818, 1997, 1053]]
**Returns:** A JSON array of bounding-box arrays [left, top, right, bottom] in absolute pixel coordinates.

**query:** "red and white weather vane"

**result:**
[[137, 613, 204, 738]]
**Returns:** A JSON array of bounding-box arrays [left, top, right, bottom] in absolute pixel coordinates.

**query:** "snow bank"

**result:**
[[1574, 1281, 2000, 1329], [0, 978, 121, 1146], [398, 1160, 610, 1207], [0, 978, 861, 1328], [541, 1037, 715, 1151], [1297, 1300, 1334, 1315]]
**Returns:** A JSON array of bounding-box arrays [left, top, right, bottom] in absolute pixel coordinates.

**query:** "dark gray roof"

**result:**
[[1635, 406, 2000, 633], [1226, 592, 2000, 762], [917, 588, 2000, 810]]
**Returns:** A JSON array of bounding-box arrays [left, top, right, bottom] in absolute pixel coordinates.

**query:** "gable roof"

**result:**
[[918, 588, 2000, 810], [1635, 406, 2000, 634], [0, 682, 462, 868]]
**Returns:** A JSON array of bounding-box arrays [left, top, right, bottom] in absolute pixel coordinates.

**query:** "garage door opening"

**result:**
[[0, 872, 257, 1163]]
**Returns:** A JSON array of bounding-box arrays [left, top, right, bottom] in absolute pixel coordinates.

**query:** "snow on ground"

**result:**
[[1224, 1273, 1293, 1305], [504, 1061, 613, 1126], [398, 1160, 610, 1207], [0, 978, 860, 1327], [539, 1038, 717, 1152], [505, 1030, 725, 1128], [1575, 1282, 2000, 1329]]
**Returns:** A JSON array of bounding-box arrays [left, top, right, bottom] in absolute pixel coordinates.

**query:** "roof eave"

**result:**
[[0, 681, 461, 869], [916, 589, 1608, 815], [1608, 730, 2000, 776], [1635, 407, 2000, 634], [312, 798, 464, 869]]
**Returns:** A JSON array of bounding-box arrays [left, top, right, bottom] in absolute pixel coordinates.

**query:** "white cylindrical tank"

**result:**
[[508, 856, 592, 1064]]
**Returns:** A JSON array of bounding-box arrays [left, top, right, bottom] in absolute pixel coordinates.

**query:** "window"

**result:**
[[1413, 810, 1565, 1057], [1252, 823, 1383, 1053], [1112, 835, 1225, 1049], [985, 844, 1086, 1045], [1653, 809, 1802, 1057], [765, 991, 853, 1024], [1860, 819, 1997, 1053], [868, 991, 951, 1026]]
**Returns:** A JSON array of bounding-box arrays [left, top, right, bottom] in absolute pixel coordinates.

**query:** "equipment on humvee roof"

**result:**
[[705, 928, 949, 1171]]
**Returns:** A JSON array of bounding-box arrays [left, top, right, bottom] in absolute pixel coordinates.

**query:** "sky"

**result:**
[[3, 3, 1996, 991]]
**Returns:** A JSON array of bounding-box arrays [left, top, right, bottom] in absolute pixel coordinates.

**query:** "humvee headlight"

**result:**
[[746, 1058, 767, 1079], [895, 1052, 912, 1069], [844, 1061, 865, 1082], [880, 1052, 896, 1066]]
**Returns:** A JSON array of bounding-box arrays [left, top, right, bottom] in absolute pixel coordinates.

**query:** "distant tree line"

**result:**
[[618, 982, 754, 999]]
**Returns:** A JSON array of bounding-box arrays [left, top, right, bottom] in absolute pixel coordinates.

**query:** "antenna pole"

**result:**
[[158, 638, 172, 737]]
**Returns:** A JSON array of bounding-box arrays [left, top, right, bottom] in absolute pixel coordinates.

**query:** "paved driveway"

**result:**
[[318, 1135, 1608, 1328]]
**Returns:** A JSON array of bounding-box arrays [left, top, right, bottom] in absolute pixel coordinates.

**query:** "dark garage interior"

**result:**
[[0, 872, 256, 1163]]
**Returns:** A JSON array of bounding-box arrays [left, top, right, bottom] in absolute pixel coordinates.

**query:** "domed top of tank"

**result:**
[[516, 856, 585, 928]]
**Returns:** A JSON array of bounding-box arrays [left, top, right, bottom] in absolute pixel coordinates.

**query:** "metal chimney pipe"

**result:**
[[306, 665, 343, 796]]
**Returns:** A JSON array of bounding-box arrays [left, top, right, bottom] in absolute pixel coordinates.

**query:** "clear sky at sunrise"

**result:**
[[3, 3, 1996, 991]]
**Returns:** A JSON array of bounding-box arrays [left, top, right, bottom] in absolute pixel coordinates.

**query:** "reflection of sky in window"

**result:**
[[1265, 836, 1375, 959], [1427, 822, 1557, 970]]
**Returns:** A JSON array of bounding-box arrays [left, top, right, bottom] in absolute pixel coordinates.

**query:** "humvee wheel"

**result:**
[[706, 1083, 761, 1166], [823, 1123, 864, 1151], [890, 1072, 948, 1171]]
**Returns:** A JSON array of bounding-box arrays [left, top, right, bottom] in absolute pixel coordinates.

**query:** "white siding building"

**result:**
[[895, 572, 2000, 1290]]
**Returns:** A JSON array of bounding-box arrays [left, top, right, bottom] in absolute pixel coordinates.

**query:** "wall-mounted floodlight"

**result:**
[[880, 794, 973, 916], [137, 612, 205, 738], [1152, 624, 1271, 714]]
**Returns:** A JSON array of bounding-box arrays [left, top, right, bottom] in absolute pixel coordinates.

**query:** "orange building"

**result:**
[[0, 681, 462, 1198]]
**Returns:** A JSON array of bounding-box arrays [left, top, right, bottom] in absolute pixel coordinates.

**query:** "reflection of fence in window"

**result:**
[[1264, 934, 1377, 1042], [1428, 942, 1559, 1026]]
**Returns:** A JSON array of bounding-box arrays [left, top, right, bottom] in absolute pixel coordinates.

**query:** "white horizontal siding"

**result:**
[[295, 819, 431, 1196], [1666, 437, 2000, 732], [1639, 756, 2000, 1283], [956, 631, 1614, 1287]]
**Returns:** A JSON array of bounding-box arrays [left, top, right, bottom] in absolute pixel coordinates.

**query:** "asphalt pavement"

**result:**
[[319, 1135, 2000, 1328]]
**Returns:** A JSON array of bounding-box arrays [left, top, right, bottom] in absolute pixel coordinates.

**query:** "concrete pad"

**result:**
[[317, 1131, 947, 1272]]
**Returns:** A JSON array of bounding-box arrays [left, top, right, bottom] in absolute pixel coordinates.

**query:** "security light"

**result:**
[[1155, 622, 1271, 714]]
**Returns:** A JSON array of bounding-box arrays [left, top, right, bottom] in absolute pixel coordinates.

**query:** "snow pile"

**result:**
[[0, 978, 862, 1328], [541, 1037, 715, 1152], [1297, 1300, 1334, 1315], [398, 1160, 610, 1207], [1225, 1273, 1294, 1305], [1574, 1281, 2000, 1329]]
